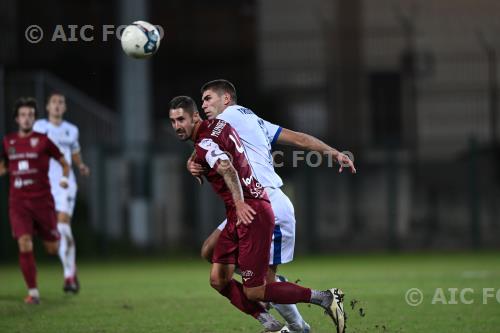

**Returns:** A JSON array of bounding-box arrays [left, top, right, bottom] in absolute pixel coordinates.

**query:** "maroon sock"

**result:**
[[19, 251, 37, 289], [219, 279, 265, 318], [263, 281, 312, 304]]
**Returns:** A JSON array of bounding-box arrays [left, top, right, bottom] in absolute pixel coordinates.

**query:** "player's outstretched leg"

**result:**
[[18, 235, 40, 304], [271, 275, 310, 333], [246, 282, 346, 333]]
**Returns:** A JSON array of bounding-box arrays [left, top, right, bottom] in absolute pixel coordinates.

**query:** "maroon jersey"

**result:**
[[194, 119, 268, 207], [2, 131, 63, 199]]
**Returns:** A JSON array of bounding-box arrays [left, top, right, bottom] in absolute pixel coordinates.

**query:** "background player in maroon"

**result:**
[[168, 96, 346, 333], [0, 97, 70, 304]]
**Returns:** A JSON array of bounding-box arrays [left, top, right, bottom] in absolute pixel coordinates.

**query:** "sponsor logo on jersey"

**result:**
[[8, 147, 16, 155], [30, 137, 39, 147], [241, 270, 254, 278], [210, 120, 227, 138], [14, 177, 23, 188]]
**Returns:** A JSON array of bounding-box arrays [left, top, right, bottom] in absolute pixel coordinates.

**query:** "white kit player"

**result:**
[[33, 92, 90, 294], [188, 80, 356, 333]]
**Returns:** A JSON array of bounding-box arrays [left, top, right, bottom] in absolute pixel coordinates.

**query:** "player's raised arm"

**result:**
[[276, 128, 357, 174], [214, 159, 256, 225]]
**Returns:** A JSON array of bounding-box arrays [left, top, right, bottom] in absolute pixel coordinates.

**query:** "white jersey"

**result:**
[[33, 119, 80, 184], [216, 105, 283, 188]]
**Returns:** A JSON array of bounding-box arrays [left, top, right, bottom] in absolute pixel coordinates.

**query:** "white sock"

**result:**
[[272, 275, 307, 331], [28, 288, 40, 298], [57, 223, 76, 278]]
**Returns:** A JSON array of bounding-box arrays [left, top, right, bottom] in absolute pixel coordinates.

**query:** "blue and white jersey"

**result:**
[[216, 104, 283, 189], [33, 119, 80, 184]]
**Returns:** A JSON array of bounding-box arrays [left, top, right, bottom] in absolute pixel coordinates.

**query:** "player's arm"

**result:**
[[186, 150, 206, 185], [276, 128, 356, 173], [214, 159, 256, 225], [58, 157, 70, 189], [0, 159, 7, 176], [0, 142, 7, 176], [72, 152, 90, 176], [71, 128, 90, 176]]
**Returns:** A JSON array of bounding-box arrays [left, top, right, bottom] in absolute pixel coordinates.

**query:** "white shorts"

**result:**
[[217, 187, 296, 265], [50, 179, 78, 216]]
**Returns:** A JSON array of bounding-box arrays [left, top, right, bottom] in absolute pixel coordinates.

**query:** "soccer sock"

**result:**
[[219, 279, 266, 318], [310, 289, 334, 308], [19, 251, 37, 290], [57, 223, 76, 278], [263, 282, 311, 304], [271, 275, 307, 330]]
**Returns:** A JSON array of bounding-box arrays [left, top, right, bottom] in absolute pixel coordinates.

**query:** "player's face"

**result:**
[[46, 94, 67, 118], [169, 108, 196, 141], [201, 89, 229, 119], [16, 107, 36, 133]]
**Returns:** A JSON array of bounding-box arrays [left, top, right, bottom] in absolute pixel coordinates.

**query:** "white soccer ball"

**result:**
[[121, 21, 161, 59]]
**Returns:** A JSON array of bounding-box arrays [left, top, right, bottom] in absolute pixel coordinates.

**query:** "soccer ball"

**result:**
[[121, 21, 161, 59]]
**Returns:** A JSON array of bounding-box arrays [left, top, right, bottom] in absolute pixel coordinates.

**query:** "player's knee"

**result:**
[[44, 241, 59, 255], [209, 276, 228, 292], [243, 286, 265, 302], [57, 212, 71, 223], [18, 235, 33, 252], [200, 243, 213, 263]]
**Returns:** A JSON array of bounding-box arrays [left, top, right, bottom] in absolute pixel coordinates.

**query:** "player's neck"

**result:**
[[48, 116, 63, 126], [18, 129, 33, 138], [190, 121, 201, 141]]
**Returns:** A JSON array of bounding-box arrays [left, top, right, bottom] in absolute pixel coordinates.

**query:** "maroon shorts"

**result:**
[[9, 195, 60, 241], [212, 199, 275, 288]]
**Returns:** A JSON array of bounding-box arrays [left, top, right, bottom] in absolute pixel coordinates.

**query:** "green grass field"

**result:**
[[1, 253, 499, 333]]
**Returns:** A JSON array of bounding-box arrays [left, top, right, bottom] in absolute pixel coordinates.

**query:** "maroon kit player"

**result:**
[[168, 96, 346, 333], [0, 97, 70, 304]]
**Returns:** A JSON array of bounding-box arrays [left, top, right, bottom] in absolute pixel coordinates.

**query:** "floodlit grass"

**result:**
[[1, 253, 499, 332]]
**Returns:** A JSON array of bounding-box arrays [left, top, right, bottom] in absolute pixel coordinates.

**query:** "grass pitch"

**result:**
[[1, 253, 499, 332]]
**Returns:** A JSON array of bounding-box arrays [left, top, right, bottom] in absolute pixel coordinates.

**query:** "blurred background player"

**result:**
[[188, 79, 356, 333], [170, 96, 346, 333], [0, 97, 70, 304], [33, 92, 90, 293]]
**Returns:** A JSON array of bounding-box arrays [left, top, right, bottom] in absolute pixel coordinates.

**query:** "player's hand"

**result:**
[[78, 163, 90, 177], [187, 158, 207, 177], [336, 152, 356, 174], [235, 200, 256, 226], [59, 177, 69, 189]]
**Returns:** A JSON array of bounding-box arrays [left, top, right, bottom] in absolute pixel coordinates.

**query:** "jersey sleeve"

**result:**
[[46, 136, 63, 160], [261, 119, 282, 145], [70, 127, 81, 154], [195, 138, 230, 169]]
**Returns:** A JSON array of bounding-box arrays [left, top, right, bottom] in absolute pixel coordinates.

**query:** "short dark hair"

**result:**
[[169, 95, 198, 116], [13, 97, 38, 119], [46, 91, 65, 104], [201, 79, 237, 104]]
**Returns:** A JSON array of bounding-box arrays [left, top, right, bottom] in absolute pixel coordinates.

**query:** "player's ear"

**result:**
[[193, 111, 201, 122], [223, 93, 231, 105]]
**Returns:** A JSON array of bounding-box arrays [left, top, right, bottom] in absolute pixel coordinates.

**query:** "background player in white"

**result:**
[[188, 79, 356, 333], [33, 92, 90, 293]]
